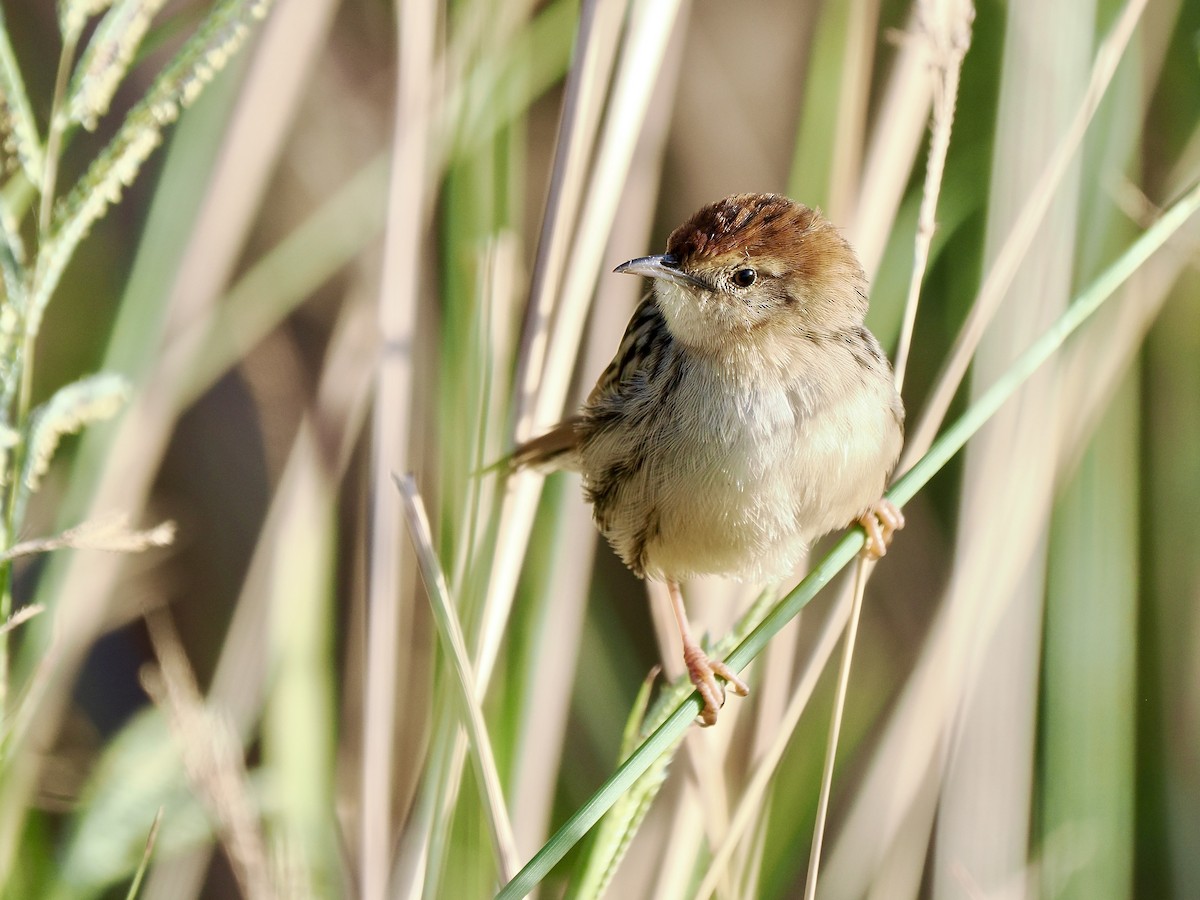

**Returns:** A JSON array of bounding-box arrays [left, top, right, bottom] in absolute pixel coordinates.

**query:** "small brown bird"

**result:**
[[515, 193, 904, 726]]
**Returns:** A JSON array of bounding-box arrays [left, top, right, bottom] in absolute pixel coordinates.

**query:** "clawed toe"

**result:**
[[684, 643, 749, 727], [858, 499, 905, 559]]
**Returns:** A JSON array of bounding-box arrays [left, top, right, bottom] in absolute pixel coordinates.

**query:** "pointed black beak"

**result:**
[[614, 254, 709, 291]]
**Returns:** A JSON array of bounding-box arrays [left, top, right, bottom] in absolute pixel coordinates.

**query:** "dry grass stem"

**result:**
[[0, 2, 334, 864], [849, 6, 932, 272], [480, 0, 675, 702], [827, 0, 881, 221], [125, 808, 164, 900], [487, 3, 629, 688], [361, 0, 434, 891], [0, 604, 43, 637], [695, 583, 856, 899], [892, 0, 973, 390], [2, 515, 175, 561], [142, 612, 276, 900], [823, 6, 1156, 892], [802, 3, 974, 892], [902, 0, 1150, 466], [513, 0, 624, 435], [3, 0, 1195, 893], [395, 474, 519, 882], [533, 0, 684, 437], [803, 559, 872, 900]]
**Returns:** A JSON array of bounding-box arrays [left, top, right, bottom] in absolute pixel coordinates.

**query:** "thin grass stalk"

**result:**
[[824, 19, 1176, 897], [803, 559, 872, 900], [748, 588, 805, 766], [258, 426, 340, 893], [655, 784, 720, 898], [395, 475, 519, 882], [441, 0, 539, 140], [509, 485, 597, 855], [694, 584, 856, 899], [435, 0, 581, 179], [142, 613, 276, 900], [902, 0, 1149, 466], [37, 27, 80, 240], [124, 809, 163, 900], [803, 4, 972, 892], [892, 0, 972, 390], [479, 0, 669, 696], [933, 0, 1093, 885], [827, 0, 881, 220], [531, 0, 684, 439], [496, 181, 1200, 899], [472, 11, 627, 791], [0, 4, 290, 870], [0, 5, 44, 185], [398, 240, 519, 896], [142, 296, 374, 899], [448, 239, 511, 597], [671, 705, 741, 894], [511, 0, 611, 434], [361, 0, 434, 892], [848, 5, 931, 275]]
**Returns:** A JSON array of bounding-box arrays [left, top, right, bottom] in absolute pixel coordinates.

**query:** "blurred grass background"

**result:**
[[0, 0, 1197, 897]]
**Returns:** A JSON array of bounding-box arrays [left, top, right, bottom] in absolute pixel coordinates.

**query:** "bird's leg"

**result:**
[[667, 580, 749, 727], [857, 498, 905, 560]]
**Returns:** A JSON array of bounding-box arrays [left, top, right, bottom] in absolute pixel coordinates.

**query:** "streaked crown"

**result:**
[[653, 193, 869, 340]]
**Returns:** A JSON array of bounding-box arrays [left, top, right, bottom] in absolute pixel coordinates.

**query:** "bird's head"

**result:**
[[614, 193, 868, 353]]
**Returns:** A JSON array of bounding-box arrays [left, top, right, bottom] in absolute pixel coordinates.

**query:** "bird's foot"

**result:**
[[858, 499, 905, 560], [683, 642, 749, 727]]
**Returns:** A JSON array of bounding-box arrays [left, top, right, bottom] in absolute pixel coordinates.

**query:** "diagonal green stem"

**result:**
[[495, 179, 1200, 900]]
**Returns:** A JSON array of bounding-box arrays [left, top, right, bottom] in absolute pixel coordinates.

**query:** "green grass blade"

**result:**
[[67, 0, 171, 130], [495, 179, 1200, 900], [0, 7, 45, 184], [396, 474, 519, 884], [34, 0, 274, 328], [173, 154, 388, 408], [123, 808, 162, 900], [1042, 376, 1137, 899]]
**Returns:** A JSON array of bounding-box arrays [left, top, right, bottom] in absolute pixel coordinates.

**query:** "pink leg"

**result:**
[[667, 580, 749, 727]]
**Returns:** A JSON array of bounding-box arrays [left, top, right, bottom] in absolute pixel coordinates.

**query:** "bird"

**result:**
[[513, 192, 905, 726]]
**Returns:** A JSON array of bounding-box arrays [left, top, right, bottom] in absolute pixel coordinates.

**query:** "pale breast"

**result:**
[[579, 346, 902, 582]]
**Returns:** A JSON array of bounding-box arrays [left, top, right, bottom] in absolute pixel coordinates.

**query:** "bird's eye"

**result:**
[[732, 268, 757, 288]]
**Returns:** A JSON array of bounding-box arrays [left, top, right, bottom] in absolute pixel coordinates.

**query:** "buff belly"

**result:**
[[580, 363, 901, 582]]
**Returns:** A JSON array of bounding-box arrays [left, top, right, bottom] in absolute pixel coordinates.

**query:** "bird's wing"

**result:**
[[585, 293, 668, 408], [508, 294, 666, 472]]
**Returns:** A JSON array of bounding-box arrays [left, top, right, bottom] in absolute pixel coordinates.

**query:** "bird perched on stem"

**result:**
[[514, 193, 904, 726]]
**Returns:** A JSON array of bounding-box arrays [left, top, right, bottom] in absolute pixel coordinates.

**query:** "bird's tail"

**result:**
[[480, 417, 583, 475]]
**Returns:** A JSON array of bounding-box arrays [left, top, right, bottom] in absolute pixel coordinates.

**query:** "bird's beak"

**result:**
[[614, 255, 709, 292]]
